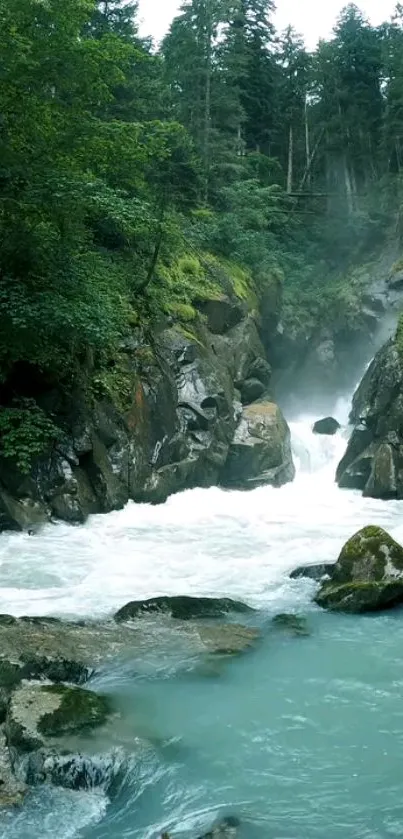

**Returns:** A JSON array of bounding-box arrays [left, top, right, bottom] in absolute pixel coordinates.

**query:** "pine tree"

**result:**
[[275, 26, 310, 192]]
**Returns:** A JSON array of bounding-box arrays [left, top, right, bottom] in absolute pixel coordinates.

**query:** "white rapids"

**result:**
[[1, 394, 403, 621]]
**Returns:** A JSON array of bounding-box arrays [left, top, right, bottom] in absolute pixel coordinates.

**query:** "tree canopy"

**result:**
[[1, 0, 403, 425]]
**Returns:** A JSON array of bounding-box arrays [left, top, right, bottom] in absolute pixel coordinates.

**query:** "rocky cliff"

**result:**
[[336, 328, 403, 499], [0, 296, 295, 532]]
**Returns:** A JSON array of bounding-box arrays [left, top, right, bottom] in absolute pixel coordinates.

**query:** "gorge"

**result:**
[[4, 0, 403, 836]]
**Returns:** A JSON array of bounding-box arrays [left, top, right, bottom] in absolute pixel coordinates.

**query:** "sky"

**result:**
[[138, 0, 398, 48]]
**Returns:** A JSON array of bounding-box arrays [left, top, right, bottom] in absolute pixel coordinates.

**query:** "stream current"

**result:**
[[2, 394, 403, 839]]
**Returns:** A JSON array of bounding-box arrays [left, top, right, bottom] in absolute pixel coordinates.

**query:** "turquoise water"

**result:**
[[2, 414, 403, 838], [85, 609, 403, 839]]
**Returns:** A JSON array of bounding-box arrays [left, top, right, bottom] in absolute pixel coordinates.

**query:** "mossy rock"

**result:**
[[315, 526, 403, 613], [315, 580, 403, 613], [332, 526, 403, 585], [38, 685, 110, 737], [7, 683, 110, 752], [271, 613, 310, 637]]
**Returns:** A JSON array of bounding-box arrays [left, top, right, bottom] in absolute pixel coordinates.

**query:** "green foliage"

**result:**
[[395, 313, 403, 361], [3, 0, 403, 449], [0, 400, 60, 473]]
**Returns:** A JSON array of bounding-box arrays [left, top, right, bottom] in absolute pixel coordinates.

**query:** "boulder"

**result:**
[[316, 525, 403, 612], [312, 417, 340, 436], [114, 595, 253, 622], [220, 402, 295, 489]]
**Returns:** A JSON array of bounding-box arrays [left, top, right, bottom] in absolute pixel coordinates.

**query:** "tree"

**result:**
[[275, 27, 310, 193]]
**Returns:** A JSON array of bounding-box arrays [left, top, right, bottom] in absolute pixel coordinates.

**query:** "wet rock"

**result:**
[[0, 689, 9, 724], [290, 563, 335, 581], [6, 683, 110, 752], [336, 338, 403, 499], [199, 816, 240, 839], [0, 727, 27, 807], [220, 401, 295, 489], [239, 378, 266, 405], [0, 489, 48, 533], [114, 596, 253, 623], [34, 749, 126, 792], [312, 417, 340, 436], [316, 580, 403, 613], [162, 815, 241, 839], [316, 525, 403, 612], [271, 613, 310, 636]]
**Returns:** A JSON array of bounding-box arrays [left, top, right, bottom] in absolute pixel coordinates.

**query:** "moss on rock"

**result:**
[[316, 580, 403, 613], [38, 685, 110, 737], [316, 525, 403, 613], [332, 525, 403, 584], [7, 683, 110, 752]]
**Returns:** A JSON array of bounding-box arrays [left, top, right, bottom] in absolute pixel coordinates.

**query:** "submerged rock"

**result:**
[[197, 623, 259, 655], [199, 816, 240, 839], [290, 563, 335, 582], [162, 815, 240, 839], [114, 595, 253, 622], [312, 416, 340, 435], [271, 613, 310, 636], [220, 401, 295, 489], [316, 525, 403, 612]]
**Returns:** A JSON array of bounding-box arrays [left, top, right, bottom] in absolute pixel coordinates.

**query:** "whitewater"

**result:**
[[2, 390, 403, 839]]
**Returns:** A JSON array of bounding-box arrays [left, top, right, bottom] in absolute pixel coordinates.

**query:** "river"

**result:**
[[2, 393, 403, 839]]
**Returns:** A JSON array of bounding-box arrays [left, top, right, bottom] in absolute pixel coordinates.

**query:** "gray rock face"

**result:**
[[316, 526, 403, 613], [0, 301, 292, 532], [220, 402, 295, 489], [336, 338, 403, 498]]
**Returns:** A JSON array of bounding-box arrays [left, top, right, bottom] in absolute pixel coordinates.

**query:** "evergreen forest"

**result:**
[[1, 0, 403, 457]]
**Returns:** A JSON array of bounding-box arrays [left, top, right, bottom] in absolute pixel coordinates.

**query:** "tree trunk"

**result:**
[[344, 156, 354, 214], [203, 0, 212, 205], [287, 124, 293, 194], [304, 96, 311, 187]]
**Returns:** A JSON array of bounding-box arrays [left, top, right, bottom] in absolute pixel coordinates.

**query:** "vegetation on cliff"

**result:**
[[1, 0, 403, 465]]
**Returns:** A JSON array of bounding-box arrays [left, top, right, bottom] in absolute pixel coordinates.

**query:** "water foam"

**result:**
[[1, 411, 402, 620]]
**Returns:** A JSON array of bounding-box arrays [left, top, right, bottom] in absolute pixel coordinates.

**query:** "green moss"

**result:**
[[0, 661, 22, 689], [332, 525, 403, 587], [38, 685, 110, 737], [391, 258, 403, 274], [395, 314, 403, 362], [92, 356, 135, 413], [166, 301, 197, 322], [316, 580, 403, 613]]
